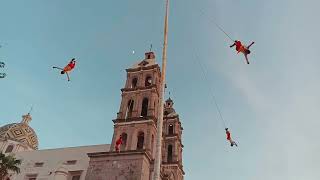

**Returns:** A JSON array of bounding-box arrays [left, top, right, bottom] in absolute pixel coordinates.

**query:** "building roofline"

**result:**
[[22, 144, 110, 152]]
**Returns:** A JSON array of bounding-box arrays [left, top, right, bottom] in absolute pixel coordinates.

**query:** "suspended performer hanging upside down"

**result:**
[[115, 135, 123, 153], [230, 40, 255, 64], [53, 58, 76, 81], [225, 128, 238, 147]]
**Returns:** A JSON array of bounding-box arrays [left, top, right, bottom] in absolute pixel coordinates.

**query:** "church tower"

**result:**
[[86, 52, 161, 180], [85, 52, 184, 180], [110, 51, 161, 156], [162, 98, 185, 180]]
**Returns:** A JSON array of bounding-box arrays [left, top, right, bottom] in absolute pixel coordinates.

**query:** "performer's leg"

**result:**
[[244, 54, 250, 64], [66, 72, 70, 81]]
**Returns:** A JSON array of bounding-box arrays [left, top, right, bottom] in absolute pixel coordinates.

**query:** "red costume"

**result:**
[[115, 136, 123, 152], [235, 41, 242, 52], [225, 128, 238, 147], [63, 60, 76, 72], [226, 130, 231, 140], [230, 40, 255, 64], [53, 58, 76, 81]]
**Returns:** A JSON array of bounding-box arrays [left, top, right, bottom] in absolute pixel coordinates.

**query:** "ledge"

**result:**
[[161, 161, 185, 175], [121, 84, 158, 92], [113, 116, 157, 124], [163, 115, 179, 119], [87, 149, 153, 163], [126, 64, 160, 72]]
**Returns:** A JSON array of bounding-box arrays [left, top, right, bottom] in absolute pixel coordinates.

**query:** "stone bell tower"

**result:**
[[86, 52, 162, 180], [109, 51, 161, 155], [85, 52, 185, 180], [162, 98, 185, 180]]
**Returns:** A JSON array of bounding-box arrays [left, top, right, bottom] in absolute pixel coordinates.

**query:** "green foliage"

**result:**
[[0, 152, 22, 179]]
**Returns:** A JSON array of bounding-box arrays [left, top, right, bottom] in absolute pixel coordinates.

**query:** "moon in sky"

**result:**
[[132, 50, 135, 54]]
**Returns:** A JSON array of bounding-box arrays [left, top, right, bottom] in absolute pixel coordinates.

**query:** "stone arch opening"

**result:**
[[141, 98, 149, 117], [120, 133, 128, 151], [168, 124, 174, 135], [131, 77, 138, 88], [125, 99, 134, 119], [137, 132, 145, 150], [145, 76, 152, 87], [168, 144, 173, 162]]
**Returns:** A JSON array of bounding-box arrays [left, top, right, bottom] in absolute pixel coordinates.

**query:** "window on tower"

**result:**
[[131, 78, 138, 88], [69, 171, 82, 180], [72, 175, 81, 180], [34, 162, 44, 167], [126, 100, 134, 119], [121, 133, 128, 151], [65, 160, 77, 165], [5, 145, 14, 153], [141, 98, 149, 117], [137, 132, 144, 150], [25, 174, 37, 180], [168, 124, 174, 135], [145, 76, 152, 87], [168, 145, 173, 162]]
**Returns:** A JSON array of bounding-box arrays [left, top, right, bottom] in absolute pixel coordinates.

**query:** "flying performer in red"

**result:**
[[225, 128, 238, 147], [115, 135, 123, 153], [53, 58, 76, 81], [230, 40, 254, 64]]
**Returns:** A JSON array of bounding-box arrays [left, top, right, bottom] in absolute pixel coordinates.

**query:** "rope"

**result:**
[[200, 10, 234, 42], [192, 50, 228, 129]]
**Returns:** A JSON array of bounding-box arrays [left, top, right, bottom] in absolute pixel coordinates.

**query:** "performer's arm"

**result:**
[[53, 66, 64, 70], [247, 42, 255, 49]]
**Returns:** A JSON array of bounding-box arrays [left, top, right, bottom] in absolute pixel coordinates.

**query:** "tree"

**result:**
[[0, 153, 21, 180]]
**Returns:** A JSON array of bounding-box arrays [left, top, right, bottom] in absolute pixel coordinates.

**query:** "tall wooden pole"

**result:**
[[153, 0, 169, 179]]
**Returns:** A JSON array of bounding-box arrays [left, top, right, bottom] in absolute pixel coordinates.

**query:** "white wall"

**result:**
[[8, 144, 110, 180], [0, 139, 32, 154]]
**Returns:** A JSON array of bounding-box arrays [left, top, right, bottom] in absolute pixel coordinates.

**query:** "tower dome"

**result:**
[[0, 113, 38, 150], [164, 97, 177, 117]]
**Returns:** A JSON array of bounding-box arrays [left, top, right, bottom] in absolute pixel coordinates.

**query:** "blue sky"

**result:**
[[1, 0, 320, 179]]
